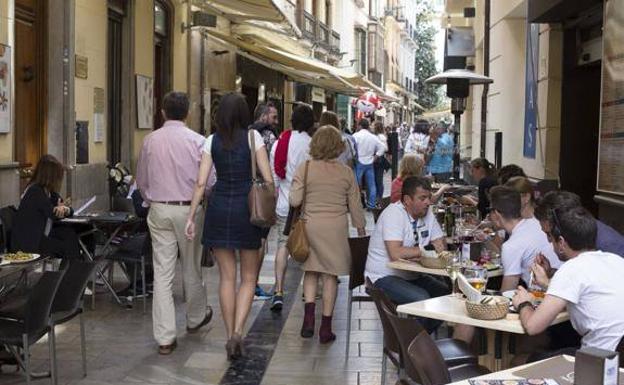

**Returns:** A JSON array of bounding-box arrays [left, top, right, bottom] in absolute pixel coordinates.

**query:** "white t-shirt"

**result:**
[[276, 130, 311, 217], [365, 202, 444, 283], [404, 132, 429, 156], [501, 217, 561, 285], [353, 129, 385, 165], [547, 250, 624, 350], [202, 130, 264, 155]]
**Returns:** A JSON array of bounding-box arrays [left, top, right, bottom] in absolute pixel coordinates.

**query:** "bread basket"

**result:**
[[465, 296, 509, 320], [419, 250, 451, 269]]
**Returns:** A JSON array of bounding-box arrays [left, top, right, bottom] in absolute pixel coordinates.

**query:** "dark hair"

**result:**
[[291, 104, 314, 133], [471, 158, 496, 176], [373, 121, 385, 135], [534, 190, 582, 223], [489, 186, 522, 220], [413, 119, 430, 135], [401, 176, 432, 202], [319, 111, 340, 129], [216, 93, 251, 149], [162, 92, 190, 121], [498, 164, 526, 185], [556, 207, 597, 251], [358, 118, 370, 131], [253, 101, 275, 122], [31, 154, 65, 193]]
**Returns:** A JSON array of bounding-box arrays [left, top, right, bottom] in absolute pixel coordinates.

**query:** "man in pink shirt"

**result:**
[[136, 92, 211, 355]]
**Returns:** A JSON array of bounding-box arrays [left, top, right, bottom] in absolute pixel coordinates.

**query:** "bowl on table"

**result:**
[[465, 295, 510, 320]]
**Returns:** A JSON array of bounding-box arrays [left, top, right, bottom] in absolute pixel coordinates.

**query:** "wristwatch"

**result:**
[[516, 301, 534, 313]]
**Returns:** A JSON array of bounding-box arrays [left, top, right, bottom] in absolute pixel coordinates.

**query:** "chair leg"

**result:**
[[79, 311, 87, 377], [48, 326, 58, 385], [381, 352, 388, 385], [345, 289, 353, 359], [22, 334, 30, 385], [141, 257, 147, 314], [133, 262, 138, 299]]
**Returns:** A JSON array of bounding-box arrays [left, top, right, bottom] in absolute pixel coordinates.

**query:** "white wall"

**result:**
[[335, 0, 370, 73]]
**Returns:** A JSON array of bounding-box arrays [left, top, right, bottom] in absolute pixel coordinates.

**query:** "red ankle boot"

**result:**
[[301, 302, 315, 338], [319, 315, 336, 344]]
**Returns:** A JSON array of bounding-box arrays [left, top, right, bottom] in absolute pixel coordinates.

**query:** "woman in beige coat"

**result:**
[[290, 125, 366, 343]]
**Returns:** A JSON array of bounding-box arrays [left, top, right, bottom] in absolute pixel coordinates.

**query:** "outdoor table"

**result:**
[[387, 259, 504, 278], [62, 212, 142, 309], [447, 354, 624, 384], [396, 295, 570, 371]]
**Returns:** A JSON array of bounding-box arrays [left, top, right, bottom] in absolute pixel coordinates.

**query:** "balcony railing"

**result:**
[[302, 11, 316, 40], [330, 30, 341, 53], [295, 8, 341, 55], [318, 21, 330, 49]]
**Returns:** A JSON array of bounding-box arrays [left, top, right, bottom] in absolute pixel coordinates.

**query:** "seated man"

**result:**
[[365, 176, 449, 330], [489, 186, 561, 291], [513, 207, 624, 353]]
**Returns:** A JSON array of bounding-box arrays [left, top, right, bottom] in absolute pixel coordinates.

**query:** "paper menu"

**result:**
[[74, 196, 96, 215], [458, 273, 482, 302]]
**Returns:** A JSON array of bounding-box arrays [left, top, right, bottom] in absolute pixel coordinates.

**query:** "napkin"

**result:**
[[457, 273, 482, 302]]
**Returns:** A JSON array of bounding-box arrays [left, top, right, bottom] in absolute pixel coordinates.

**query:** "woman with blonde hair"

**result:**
[[390, 154, 449, 203], [290, 125, 366, 343]]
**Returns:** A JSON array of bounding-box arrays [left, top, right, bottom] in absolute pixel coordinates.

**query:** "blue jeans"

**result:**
[[356, 162, 376, 209], [374, 275, 449, 332]]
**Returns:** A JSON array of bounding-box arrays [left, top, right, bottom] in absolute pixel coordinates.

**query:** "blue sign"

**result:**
[[523, 23, 539, 159]]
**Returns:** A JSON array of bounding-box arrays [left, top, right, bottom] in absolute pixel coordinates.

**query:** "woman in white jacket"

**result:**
[[404, 119, 430, 158]]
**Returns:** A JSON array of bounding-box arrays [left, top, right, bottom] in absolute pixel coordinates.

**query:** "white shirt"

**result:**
[[501, 217, 561, 285], [547, 250, 624, 350], [353, 129, 385, 165], [203, 130, 264, 156], [275, 130, 311, 217], [377, 133, 388, 153], [365, 202, 444, 283], [404, 132, 429, 156]]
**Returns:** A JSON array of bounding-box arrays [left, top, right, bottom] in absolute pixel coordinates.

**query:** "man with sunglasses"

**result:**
[[512, 207, 624, 353], [364, 176, 448, 331], [488, 186, 561, 292]]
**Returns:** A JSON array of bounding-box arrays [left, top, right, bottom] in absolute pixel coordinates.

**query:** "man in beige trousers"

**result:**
[[136, 92, 212, 355]]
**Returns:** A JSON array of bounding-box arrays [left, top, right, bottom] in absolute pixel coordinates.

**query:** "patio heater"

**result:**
[[425, 69, 493, 180]]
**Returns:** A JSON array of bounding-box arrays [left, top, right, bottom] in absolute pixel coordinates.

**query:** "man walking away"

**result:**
[[353, 118, 385, 209], [136, 92, 212, 355]]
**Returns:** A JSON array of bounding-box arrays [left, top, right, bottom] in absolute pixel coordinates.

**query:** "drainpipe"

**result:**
[[64, 0, 76, 194], [480, 0, 490, 158]]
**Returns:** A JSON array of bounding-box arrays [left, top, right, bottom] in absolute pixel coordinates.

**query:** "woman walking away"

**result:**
[[372, 121, 389, 205], [290, 125, 366, 343], [185, 93, 274, 360]]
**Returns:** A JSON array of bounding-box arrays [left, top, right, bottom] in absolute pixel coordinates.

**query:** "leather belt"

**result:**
[[155, 201, 192, 206]]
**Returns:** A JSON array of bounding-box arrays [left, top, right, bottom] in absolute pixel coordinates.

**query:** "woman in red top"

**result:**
[[390, 154, 449, 203]]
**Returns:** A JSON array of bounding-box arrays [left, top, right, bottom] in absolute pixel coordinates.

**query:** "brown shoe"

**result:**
[[186, 306, 213, 334], [158, 340, 177, 355]]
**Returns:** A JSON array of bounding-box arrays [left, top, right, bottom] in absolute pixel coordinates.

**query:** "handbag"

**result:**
[[248, 129, 277, 228], [287, 161, 310, 263]]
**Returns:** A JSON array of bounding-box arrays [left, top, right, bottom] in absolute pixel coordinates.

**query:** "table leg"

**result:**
[[78, 237, 125, 308], [478, 329, 497, 371]]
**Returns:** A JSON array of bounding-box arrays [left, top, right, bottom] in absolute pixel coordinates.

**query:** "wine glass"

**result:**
[[445, 251, 462, 297], [463, 266, 488, 293]]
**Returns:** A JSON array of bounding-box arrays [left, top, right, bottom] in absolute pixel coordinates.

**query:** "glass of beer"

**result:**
[[463, 266, 488, 293]]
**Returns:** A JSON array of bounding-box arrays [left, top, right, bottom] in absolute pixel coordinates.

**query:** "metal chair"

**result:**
[[0, 205, 17, 252], [0, 271, 65, 385], [346, 236, 372, 358]]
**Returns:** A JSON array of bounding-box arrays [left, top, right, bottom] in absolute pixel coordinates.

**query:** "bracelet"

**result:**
[[516, 301, 534, 313]]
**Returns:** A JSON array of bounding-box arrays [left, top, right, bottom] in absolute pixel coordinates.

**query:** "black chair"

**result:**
[[0, 271, 65, 385], [0, 205, 17, 252], [617, 335, 624, 368], [346, 236, 372, 358]]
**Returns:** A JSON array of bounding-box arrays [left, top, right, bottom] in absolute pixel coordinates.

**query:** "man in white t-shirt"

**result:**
[[364, 176, 448, 331], [512, 207, 624, 354], [353, 118, 386, 209], [270, 104, 313, 312], [488, 186, 561, 292]]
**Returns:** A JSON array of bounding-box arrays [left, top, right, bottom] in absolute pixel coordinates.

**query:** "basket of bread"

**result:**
[[419, 250, 453, 269], [465, 295, 509, 320]]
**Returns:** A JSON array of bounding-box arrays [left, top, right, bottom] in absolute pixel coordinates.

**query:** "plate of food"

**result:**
[[0, 251, 40, 265]]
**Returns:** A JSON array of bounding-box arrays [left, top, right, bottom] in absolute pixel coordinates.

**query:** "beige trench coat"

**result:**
[[289, 160, 366, 276]]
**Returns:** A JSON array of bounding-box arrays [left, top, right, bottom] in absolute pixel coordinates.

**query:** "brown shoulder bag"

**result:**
[[287, 161, 310, 263], [248, 129, 276, 228]]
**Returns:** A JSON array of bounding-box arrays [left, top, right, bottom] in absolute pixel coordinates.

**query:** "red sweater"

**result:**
[[274, 130, 292, 179]]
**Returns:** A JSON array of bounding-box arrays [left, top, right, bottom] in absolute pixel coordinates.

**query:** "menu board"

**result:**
[[597, 0, 624, 195]]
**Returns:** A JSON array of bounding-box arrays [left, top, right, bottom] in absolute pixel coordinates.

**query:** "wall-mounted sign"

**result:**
[[136, 75, 154, 130], [0, 44, 11, 134], [523, 22, 539, 159], [75, 55, 88, 79], [93, 87, 105, 142], [311, 87, 326, 103]]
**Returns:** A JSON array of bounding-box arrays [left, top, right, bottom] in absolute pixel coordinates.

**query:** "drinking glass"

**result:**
[[462, 266, 488, 293], [445, 251, 463, 297]]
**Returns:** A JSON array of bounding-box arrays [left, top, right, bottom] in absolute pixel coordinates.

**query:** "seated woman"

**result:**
[[11, 154, 81, 261], [462, 158, 498, 219], [390, 154, 448, 204]]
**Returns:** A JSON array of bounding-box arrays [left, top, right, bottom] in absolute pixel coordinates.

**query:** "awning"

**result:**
[[205, 30, 360, 95], [193, 0, 300, 36]]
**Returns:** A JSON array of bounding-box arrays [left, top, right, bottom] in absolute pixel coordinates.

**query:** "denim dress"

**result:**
[[202, 132, 262, 250]]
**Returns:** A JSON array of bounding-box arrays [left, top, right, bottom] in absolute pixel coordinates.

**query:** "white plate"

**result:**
[[0, 253, 41, 265], [502, 290, 516, 300]]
